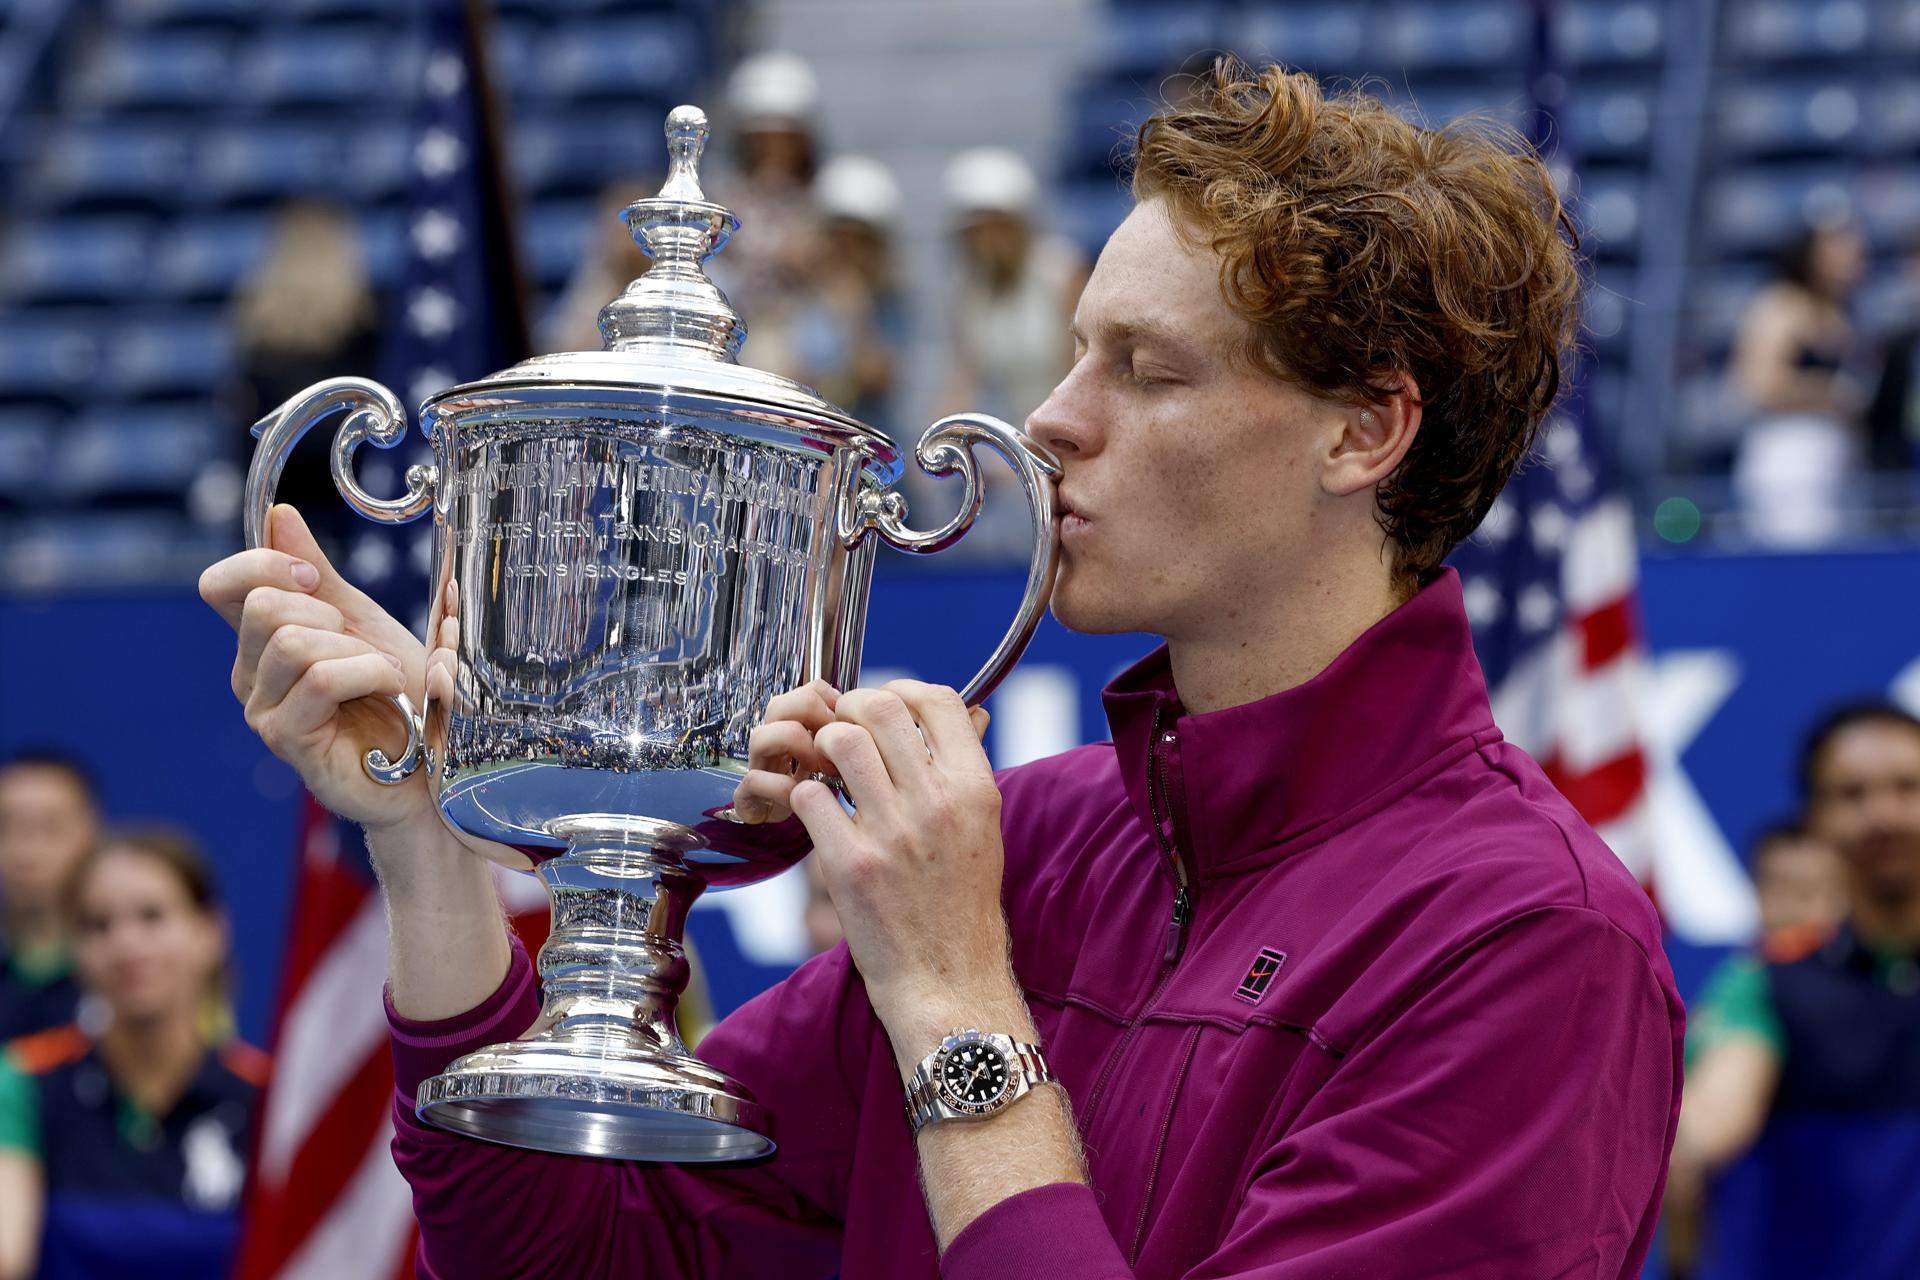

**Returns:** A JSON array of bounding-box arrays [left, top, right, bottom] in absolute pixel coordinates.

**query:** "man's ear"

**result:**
[[1321, 376, 1422, 498]]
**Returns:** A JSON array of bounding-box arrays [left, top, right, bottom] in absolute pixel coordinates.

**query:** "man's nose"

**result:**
[[1025, 365, 1100, 460]]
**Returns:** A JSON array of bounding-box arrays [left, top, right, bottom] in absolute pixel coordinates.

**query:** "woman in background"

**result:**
[[1730, 218, 1869, 546], [0, 829, 264, 1280], [217, 199, 383, 547]]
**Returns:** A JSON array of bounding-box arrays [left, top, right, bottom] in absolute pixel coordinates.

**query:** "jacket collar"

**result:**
[[1101, 569, 1499, 881]]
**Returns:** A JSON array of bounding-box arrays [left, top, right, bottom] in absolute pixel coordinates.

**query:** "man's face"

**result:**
[[1807, 722, 1920, 910], [1027, 199, 1347, 641], [0, 765, 98, 919], [1753, 836, 1848, 937]]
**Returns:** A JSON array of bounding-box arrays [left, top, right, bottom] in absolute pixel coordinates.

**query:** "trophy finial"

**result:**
[[659, 105, 710, 203], [597, 103, 745, 360]]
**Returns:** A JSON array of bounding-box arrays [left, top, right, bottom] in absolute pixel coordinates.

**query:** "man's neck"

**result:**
[[1166, 562, 1405, 716], [1852, 891, 1920, 953]]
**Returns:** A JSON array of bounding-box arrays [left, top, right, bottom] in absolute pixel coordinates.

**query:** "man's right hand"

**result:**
[[199, 503, 434, 835]]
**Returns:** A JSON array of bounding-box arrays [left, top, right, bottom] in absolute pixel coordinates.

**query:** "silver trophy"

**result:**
[[241, 106, 1059, 1160]]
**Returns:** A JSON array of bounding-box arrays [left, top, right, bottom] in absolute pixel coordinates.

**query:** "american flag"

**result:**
[[234, 3, 539, 1276], [1448, 2, 1654, 887]]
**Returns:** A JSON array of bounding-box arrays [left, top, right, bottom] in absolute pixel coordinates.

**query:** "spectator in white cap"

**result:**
[[788, 156, 907, 426], [942, 147, 1086, 430], [713, 51, 823, 376], [940, 148, 1087, 560]]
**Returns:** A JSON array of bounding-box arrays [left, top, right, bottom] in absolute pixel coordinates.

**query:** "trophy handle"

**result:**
[[243, 376, 436, 785], [845, 413, 1062, 706]]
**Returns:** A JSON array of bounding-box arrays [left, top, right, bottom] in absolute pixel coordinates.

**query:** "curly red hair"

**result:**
[[1131, 62, 1582, 592]]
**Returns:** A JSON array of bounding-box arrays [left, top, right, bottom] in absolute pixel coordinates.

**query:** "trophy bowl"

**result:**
[[238, 106, 1059, 1161]]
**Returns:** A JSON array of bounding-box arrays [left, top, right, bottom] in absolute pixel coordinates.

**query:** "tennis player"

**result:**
[[202, 63, 1681, 1279]]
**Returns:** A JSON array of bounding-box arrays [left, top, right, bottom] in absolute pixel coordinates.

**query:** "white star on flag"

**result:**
[[411, 208, 462, 260], [408, 287, 459, 339]]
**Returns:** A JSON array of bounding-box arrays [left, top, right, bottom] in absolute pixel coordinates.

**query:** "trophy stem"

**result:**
[[527, 816, 702, 1057], [413, 815, 774, 1162]]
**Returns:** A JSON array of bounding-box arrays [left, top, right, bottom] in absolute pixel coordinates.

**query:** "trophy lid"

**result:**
[[423, 105, 891, 454]]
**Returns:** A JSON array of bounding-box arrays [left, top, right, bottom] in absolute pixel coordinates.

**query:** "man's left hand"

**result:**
[[786, 679, 1026, 1073]]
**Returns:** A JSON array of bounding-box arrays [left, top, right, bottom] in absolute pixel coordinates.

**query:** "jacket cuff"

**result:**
[[386, 938, 541, 1099], [940, 1182, 1130, 1280]]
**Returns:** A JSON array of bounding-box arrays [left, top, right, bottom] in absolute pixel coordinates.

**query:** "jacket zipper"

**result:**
[[1081, 703, 1194, 1130], [1148, 705, 1193, 964]]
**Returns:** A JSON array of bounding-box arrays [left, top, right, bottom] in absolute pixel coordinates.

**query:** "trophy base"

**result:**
[[416, 1037, 773, 1162]]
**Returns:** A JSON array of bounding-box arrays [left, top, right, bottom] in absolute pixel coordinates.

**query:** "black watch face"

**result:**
[[936, 1038, 1011, 1114]]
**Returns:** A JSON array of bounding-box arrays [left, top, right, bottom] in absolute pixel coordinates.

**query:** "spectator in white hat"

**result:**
[[713, 51, 824, 378], [939, 148, 1087, 560], [941, 147, 1086, 432], [788, 156, 908, 426]]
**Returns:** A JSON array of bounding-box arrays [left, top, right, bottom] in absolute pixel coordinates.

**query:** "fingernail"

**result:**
[[291, 561, 319, 589], [384, 653, 405, 673]]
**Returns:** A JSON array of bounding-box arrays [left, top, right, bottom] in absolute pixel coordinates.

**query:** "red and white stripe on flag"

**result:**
[[236, 796, 548, 1279], [1487, 498, 1656, 885]]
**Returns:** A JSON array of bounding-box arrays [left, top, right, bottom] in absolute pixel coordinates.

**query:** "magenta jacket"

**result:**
[[387, 571, 1683, 1279]]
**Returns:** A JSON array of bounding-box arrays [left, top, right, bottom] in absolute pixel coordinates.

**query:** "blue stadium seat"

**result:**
[[1699, 164, 1855, 255], [279, 0, 412, 23], [1573, 168, 1645, 261], [347, 125, 412, 205], [0, 219, 152, 305], [1560, 81, 1656, 160], [0, 411, 55, 508], [1683, 263, 1771, 359], [1378, 1, 1527, 72], [510, 111, 668, 199], [110, 0, 255, 30], [1857, 166, 1920, 250], [1386, 80, 1529, 131], [1721, 0, 1872, 63], [0, 313, 109, 408], [242, 28, 415, 107], [1862, 76, 1920, 154], [52, 405, 219, 504], [1, 512, 219, 590], [489, 14, 543, 97], [197, 124, 349, 206], [1055, 180, 1130, 260], [108, 310, 234, 400], [1872, 0, 1920, 57], [1713, 79, 1865, 157], [534, 17, 701, 101], [1584, 269, 1640, 355], [34, 123, 195, 213], [71, 32, 235, 112], [1088, 4, 1223, 82], [150, 211, 274, 301], [522, 198, 597, 291], [1552, 1, 1665, 67], [1062, 84, 1158, 181], [357, 206, 407, 289], [1232, 5, 1367, 75]]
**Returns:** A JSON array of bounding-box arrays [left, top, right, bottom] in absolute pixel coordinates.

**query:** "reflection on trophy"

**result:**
[[239, 105, 1060, 1161]]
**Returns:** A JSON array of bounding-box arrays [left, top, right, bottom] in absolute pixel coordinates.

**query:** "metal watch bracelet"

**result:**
[[904, 1031, 1054, 1135]]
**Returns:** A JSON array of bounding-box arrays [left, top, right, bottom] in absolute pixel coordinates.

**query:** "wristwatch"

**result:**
[[904, 1029, 1054, 1135]]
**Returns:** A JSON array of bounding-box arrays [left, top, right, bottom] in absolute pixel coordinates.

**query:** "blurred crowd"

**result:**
[[216, 50, 1087, 564], [1662, 703, 1920, 1278], [1729, 219, 1920, 546], [0, 754, 260, 1280]]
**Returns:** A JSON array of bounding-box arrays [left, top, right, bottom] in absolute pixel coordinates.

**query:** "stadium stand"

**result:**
[[0, 0, 1915, 584], [0, 0, 722, 584]]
